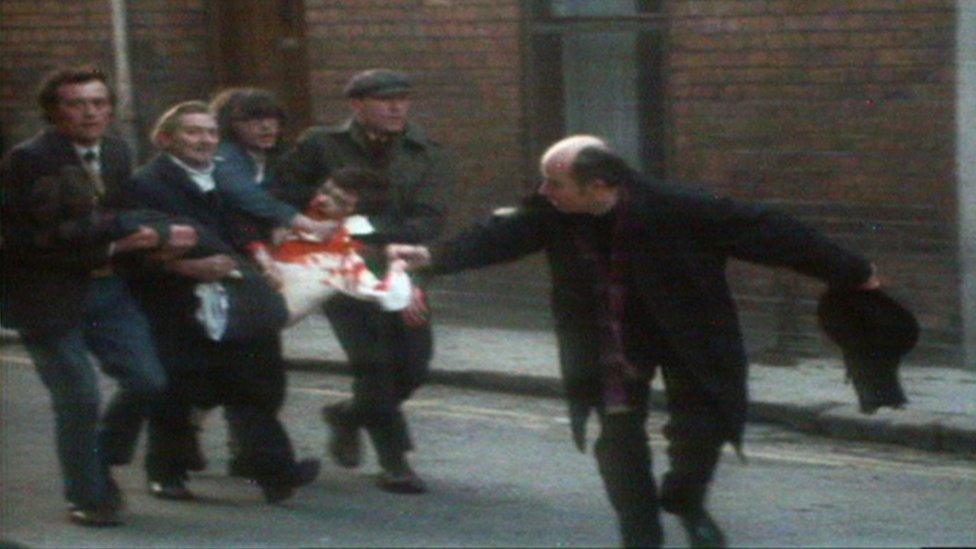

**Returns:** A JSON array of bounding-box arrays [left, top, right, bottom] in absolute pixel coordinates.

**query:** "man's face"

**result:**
[[310, 179, 359, 220], [52, 80, 113, 146], [163, 113, 220, 169], [232, 116, 282, 152], [538, 160, 600, 214], [350, 94, 411, 134]]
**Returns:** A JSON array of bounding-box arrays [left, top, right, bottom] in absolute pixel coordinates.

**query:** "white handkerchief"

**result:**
[[343, 215, 374, 235]]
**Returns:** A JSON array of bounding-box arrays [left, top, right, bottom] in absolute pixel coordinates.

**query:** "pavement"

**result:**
[[3, 313, 975, 458], [281, 314, 976, 459]]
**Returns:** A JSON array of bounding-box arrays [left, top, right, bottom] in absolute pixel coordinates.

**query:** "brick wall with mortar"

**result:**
[[665, 0, 960, 364], [1, 0, 117, 149], [0, 0, 217, 159], [301, 0, 527, 231], [0, 0, 964, 365]]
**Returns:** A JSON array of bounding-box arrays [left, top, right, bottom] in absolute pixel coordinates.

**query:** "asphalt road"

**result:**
[[2, 345, 975, 548]]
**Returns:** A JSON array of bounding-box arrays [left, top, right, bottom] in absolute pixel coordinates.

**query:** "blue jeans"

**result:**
[[21, 276, 165, 508]]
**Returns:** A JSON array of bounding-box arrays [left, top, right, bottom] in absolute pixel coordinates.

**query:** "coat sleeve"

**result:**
[[369, 144, 456, 244], [215, 158, 298, 227], [429, 197, 549, 276], [674, 192, 873, 288], [0, 148, 113, 270]]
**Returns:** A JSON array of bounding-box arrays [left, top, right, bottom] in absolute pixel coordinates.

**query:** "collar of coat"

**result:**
[[327, 118, 433, 150]]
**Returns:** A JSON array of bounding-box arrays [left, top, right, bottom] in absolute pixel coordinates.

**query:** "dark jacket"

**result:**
[[429, 178, 872, 444], [1, 129, 133, 332], [274, 118, 454, 245], [214, 141, 297, 228]]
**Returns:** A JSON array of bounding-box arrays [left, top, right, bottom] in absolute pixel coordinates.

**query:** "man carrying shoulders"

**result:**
[[276, 68, 455, 493], [0, 66, 194, 526], [125, 101, 319, 504]]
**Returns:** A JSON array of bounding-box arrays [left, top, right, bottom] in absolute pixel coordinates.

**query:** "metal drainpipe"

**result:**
[[109, 0, 139, 156], [958, 1, 976, 369]]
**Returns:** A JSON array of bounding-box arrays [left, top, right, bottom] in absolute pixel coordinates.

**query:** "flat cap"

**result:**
[[817, 288, 918, 414], [343, 69, 412, 98]]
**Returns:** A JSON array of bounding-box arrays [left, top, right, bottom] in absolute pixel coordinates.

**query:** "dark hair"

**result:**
[[210, 87, 286, 140], [327, 166, 389, 195], [570, 146, 639, 188], [37, 65, 116, 123]]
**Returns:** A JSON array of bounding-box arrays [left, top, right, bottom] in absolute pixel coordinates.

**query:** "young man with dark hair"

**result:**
[[209, 87, 334, 242], [389, 135, 881, 547], [1, 65, 196, 527]]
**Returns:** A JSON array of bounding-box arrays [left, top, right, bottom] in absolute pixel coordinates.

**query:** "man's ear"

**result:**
[[154, 131, 172, 151]]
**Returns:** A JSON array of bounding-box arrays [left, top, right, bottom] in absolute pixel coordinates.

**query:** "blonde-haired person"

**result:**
[[124, 101, 320, 503]]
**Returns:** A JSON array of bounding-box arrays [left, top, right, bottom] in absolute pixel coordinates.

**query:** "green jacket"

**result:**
[[274, 118, 455, 245]]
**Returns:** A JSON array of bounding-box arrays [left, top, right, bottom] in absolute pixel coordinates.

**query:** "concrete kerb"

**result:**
[[3, 332, 972, 460], [284, 358, 976, 460]]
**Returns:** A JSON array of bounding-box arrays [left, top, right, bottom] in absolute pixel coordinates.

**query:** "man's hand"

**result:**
[[111, 226, 160, 254], [250, 243, 284, 290], [291, 214, 340, 240], [386, 244, 431, 270], [401, 286, 429, 327], [166, 254, 238, 281], [167, 224, 198, 249], [143, 224, 199, 262]]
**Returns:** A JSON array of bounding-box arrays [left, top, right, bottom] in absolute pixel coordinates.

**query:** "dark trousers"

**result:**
[[324, 294, 431, 470], [145, 331, 296, 482], [594, 359, 724, 548], [21, 276, 166, 508]]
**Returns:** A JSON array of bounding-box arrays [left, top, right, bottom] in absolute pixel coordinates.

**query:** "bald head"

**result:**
[[539, 134, 609, 179]]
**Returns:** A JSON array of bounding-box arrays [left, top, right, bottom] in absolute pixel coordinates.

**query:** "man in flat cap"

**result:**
[[275, 68, 455, 494]]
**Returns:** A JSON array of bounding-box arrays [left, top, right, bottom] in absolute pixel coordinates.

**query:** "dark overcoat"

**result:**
[[429, 177, 872, 444], [1, 129, 133, 333]]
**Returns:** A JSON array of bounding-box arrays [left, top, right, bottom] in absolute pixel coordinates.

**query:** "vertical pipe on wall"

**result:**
[[109, 0, 138, 156], [958, 1, 976, 369]]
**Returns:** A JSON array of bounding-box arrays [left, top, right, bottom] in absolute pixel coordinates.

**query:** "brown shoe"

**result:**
[[322, 404, 361, 468], [376, 465, 427, 495], [67, 504, 123, 527]]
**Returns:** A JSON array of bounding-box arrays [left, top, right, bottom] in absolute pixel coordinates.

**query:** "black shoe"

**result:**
[[148, 477, 195, 500], [259, 458, 321, 504], [322, 405, 361, 468], [376, 464, 427, 495], [67, 504, 122, 527], [677, 510, 726, 548]]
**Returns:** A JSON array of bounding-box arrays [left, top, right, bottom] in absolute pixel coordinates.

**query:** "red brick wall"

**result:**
[[301, 0, 526, 229], [665, 0, 960, 363], [0, 0, 116, 148], [0, 0, 217, 159], [123, 0, 217, 158], [0, 0, 963, 365]]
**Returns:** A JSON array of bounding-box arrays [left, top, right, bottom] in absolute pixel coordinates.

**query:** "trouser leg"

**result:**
[[594, 382, 662, 548], [658, 361, 725, 515], [84, 277, 167, 466], [23, 329, 112, 508], [222, 334, 295, 478], [325, 296, 432, 471], [145, 395, 194, 481]]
